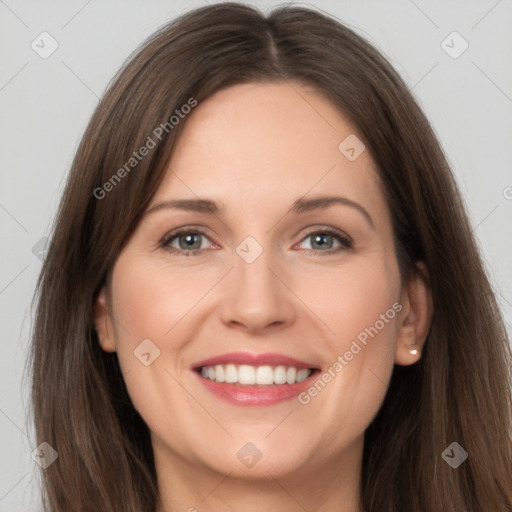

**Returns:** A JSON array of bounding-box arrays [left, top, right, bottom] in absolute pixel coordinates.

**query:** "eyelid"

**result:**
[[160, 224, 218, 249], [292, 226, 353, 255], [160, 224, 353, 255], [295, 224, 352, 244]]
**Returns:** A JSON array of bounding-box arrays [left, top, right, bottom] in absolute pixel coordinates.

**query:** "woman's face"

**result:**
[[95, 82, 427, 484]]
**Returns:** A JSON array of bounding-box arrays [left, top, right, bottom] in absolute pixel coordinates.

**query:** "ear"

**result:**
[[395, 261, 434, 365], [93, 286, 116, 353]]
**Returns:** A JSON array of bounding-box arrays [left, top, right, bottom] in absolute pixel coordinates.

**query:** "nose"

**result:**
[[219, 245, 297, 335]]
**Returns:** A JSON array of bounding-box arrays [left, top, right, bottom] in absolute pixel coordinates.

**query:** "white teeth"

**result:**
[[225, 364, 237, 383], [296, 369, 310, 382], [214, 364, 225, 383], [256, 365, 274, 385], [286, 367, 297, 384], [198, 364, 313, 385], [238, 365, 256, 385], [274, 365, 287, 384]]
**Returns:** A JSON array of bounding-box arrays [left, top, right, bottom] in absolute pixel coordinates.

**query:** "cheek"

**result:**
[[293, 255, 400, 354], [110, 252, 212, 344], [107, 255, 200, 445], [340, 262, 400, 382], [106, 254, 187, 391], [293, 257, 400, 430]]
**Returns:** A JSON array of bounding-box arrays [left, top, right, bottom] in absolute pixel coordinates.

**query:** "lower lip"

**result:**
[[193, 370, 320, 406]]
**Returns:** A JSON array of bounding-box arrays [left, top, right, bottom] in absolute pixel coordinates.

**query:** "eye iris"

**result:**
[[179, 233, 201, 250], [171, 231, 341, 252], [311, 233, 333, 249]]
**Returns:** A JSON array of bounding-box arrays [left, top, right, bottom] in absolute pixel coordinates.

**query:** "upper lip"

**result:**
[[192, 351, 318, 370]]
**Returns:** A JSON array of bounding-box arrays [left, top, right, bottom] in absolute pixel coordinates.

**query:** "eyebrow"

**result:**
[[145, 195, 375, 230]]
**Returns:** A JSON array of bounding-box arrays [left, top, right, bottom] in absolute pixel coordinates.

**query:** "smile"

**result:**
[[191, 352, 321, 406], [199, 364, 313, 385]]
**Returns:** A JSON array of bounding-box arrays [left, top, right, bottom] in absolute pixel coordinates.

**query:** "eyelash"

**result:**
[[160, 225, 353, 256]]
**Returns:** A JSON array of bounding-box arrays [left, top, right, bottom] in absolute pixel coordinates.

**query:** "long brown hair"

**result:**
[[27, 3, 512, 511]]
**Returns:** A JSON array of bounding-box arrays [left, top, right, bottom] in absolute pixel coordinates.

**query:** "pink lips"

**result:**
[[192, 351, 320, 406], [192, 351, 314, 370]]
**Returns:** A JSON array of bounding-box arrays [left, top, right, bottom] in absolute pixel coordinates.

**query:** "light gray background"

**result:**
[[1, 0, 511, 510]]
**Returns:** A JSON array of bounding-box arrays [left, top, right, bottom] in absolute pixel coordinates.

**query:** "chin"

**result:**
[[195, 438, 314, 479]]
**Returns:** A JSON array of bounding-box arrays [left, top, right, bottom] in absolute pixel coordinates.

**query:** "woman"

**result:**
[[29, 2, 512, 511]]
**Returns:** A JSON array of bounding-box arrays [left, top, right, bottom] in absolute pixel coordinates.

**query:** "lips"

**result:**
[[192, 351, 316, 370], [191, 351, 321, 406]]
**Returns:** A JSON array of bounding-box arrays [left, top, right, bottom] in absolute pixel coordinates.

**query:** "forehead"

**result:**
[[154, 81, 385, 217]]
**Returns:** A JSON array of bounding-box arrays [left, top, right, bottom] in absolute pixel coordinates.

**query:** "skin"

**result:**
[[94, 82, 433, 512]]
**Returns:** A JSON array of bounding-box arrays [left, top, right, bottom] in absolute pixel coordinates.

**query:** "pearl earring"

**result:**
[[409, 347, 419, 356]]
